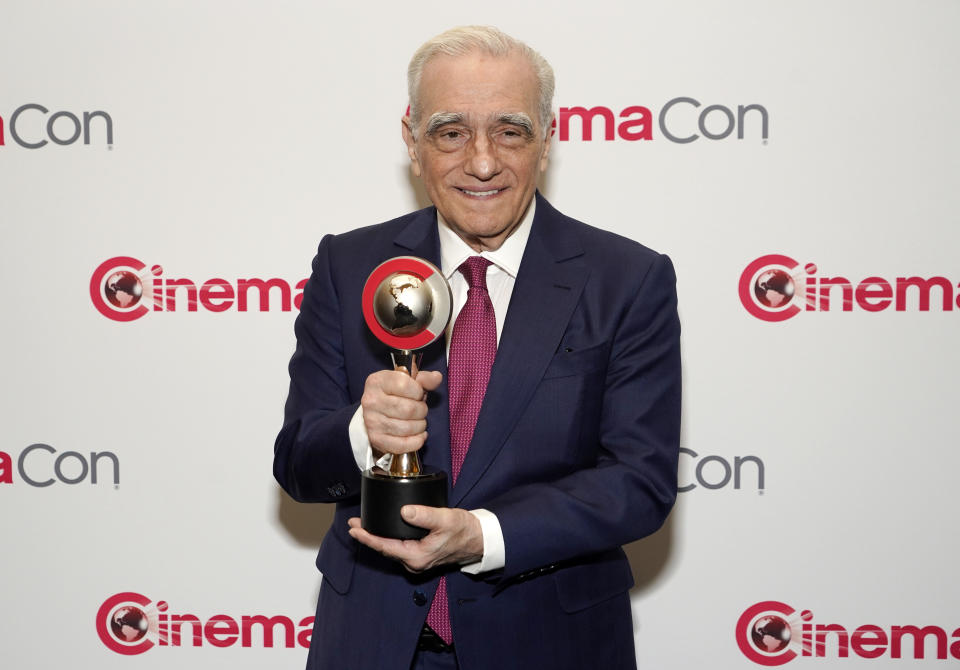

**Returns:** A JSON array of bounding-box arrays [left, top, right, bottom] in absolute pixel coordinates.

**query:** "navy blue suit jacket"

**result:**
[[274, 193, 681, 670]]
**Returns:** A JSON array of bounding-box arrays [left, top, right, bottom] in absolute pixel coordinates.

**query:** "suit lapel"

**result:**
[[451, 195, 588, 505], [390, 209, 452, 481]]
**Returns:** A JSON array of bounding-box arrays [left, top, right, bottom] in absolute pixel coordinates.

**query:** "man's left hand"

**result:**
[[347, 506, 484, 573]]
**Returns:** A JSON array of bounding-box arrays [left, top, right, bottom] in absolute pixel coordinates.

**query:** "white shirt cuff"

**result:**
[[462, 508, 505, 574], [348, 405, 375, 471]]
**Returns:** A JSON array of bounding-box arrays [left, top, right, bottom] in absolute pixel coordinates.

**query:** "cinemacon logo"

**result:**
[[96, 592, 312, 655], [90, 256, 307, 322], [405, 98, 768, 143], [1, 444, 119, 488], [737, 601, 960, 664], [740, 254, 960, 322], [678, 448, 764, 493], [551, 98, 768, 143], [0, 103, 113, 148]]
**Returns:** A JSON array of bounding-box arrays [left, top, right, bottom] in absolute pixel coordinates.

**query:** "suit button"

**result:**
[[413, 589, 427, 606]]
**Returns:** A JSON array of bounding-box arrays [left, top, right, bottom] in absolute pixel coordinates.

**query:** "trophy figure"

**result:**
[[360, 256, 452, 539]]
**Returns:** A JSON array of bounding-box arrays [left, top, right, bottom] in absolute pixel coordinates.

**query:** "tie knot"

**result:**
[[459, 256, 492, 290]]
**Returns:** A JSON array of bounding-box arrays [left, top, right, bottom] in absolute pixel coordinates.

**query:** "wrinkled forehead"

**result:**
[[416, 51, 540, 118]]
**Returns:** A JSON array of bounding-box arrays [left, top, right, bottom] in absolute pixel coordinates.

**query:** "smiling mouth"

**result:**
[[457, 187, 505, 197]]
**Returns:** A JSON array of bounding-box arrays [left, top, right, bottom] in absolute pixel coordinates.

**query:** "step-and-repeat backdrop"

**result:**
[[2, 1, 957, 667]]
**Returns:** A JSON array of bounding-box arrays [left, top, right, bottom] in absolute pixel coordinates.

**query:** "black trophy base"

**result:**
[[361, 468, 448, 540]]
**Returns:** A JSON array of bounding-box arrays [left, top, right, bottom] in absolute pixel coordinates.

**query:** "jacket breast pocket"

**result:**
[[541, 341, 609, 380]]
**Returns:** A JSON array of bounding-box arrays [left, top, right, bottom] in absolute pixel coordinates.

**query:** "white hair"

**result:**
[[407, 25, 555, 138]]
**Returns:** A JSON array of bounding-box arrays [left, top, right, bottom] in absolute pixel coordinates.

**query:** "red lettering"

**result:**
[[559, 106, 615, 141], [802, 622, 813, 656], [891, 625, 948, 659], [0, 115, 5, 145], [153, 277, 163, 311], [618, 106, 653, 140], [896, 276, 953, 311], [169, 614, 203, 646], [165, 278, 198, 312], [297, 616, 314, 648], [294, 278, 308, 310], [819, 277, 853, 311], [815, 624, 849, 657], [204, 614, 239, 647], [851, 625, 888, 658], [237, 278, 291, 312], [854, 278, 892, 312], [199, 279, 235, 312], [242, 615, 295, 648], [0, 451, 12, 483], [951, 628, 960, 659], [806, 277, 816, 311]]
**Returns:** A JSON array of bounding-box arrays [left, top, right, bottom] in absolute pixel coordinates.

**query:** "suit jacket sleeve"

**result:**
[[273, 234, 364, 503], [484, 253, 681, 581]]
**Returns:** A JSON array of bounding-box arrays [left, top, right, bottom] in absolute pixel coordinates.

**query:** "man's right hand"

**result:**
[[360, 369, 443, 457]]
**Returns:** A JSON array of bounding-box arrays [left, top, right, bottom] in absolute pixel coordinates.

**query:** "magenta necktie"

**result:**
[[426, 256, 497, 645]]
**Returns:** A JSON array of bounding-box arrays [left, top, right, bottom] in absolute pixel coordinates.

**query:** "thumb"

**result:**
[[415, 370, 443, 392], [401, 505, 439, 528]]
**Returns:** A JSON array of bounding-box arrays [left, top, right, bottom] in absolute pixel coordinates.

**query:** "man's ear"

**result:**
[[401, 116, 422, 178]]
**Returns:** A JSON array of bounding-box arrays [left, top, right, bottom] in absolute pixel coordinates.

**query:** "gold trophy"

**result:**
[[360, 257, 452, 539]]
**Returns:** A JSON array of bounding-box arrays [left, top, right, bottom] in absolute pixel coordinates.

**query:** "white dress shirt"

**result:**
[[348, 198, 536, 573]]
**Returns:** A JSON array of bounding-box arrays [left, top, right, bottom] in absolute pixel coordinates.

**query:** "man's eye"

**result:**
[[432, 130, 468, 151], [498, 128, 528, 144]]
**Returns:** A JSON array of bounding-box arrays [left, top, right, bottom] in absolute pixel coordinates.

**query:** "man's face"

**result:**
[[402, 50, 551, 252]]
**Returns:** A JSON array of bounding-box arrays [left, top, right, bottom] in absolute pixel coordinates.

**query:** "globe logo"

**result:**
[[110, 605, 149, 643], [753, 269, 794, 309], [373, 273, 433, 336], [104, 270, 143, 309], [750, 614, 791, 653]]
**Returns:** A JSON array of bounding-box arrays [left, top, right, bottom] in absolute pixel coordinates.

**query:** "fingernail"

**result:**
[[401, 506, 415, 520]]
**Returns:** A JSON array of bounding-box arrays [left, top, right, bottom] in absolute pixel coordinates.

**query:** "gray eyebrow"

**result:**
[[422, 111, 536, 138], [496, 112, 535, 136], [424, 112, 464, 136]]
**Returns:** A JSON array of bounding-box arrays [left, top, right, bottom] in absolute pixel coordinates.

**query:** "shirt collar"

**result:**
[[437, 197, 535, 280]]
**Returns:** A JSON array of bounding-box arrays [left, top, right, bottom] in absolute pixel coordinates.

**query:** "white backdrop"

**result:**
[[2, 1, 958, 667]]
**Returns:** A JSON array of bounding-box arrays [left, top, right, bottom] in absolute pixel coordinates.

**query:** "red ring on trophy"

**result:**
[[361, 256, 452, 351]]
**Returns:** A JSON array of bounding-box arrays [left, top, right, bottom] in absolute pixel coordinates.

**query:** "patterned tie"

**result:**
[[426, 256, 497, 645]]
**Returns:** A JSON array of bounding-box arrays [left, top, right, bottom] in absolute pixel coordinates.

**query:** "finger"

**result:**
[[367, 414, 427, 438], [379, 370, 429, 399], [363, 392, 428, 422], [347, 521, 393, 553], [382, 394, 429, 420], [348, 522, 430, 568], [369, 431, 428, 456]]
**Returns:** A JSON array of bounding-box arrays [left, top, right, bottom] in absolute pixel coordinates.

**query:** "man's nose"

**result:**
[[463, 135, 500, 180]]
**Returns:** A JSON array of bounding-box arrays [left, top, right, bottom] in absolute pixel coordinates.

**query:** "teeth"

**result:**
[[461, 188, 500, 196]]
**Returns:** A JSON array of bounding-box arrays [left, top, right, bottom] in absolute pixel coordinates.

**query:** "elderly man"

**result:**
[[274, 25, 681, 670]]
